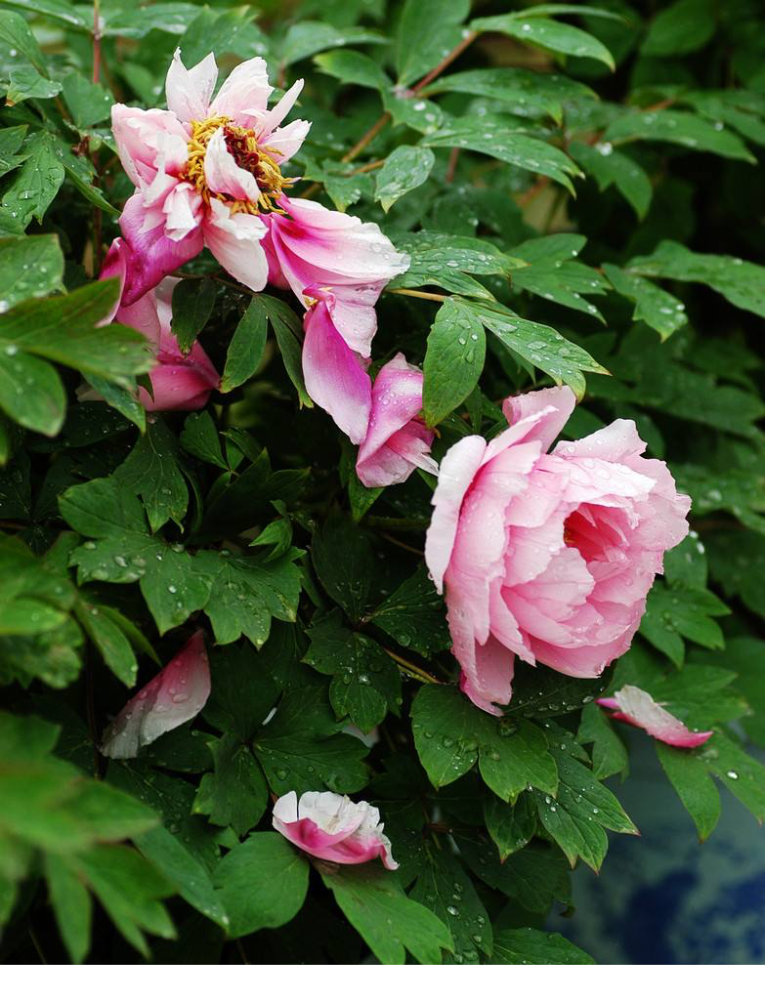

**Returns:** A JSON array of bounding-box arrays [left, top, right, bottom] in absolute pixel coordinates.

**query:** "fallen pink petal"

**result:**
[[598, 686, 713, 748]]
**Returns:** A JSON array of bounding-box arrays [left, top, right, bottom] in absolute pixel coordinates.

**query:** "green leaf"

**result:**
[[576, 702, 628, 779], [44, 854, 92, 964], [602, 263, 687, 340], [472, 14, 615, 70], [0, 349, 66, 435], [641, 0, 716, 56], [490, 927, 595, 965], [425, 119, 582, 194], [0, 10, 45, 72], [253, 688, 369, 796], [457, 837, 571, 913], [532, 747, 638, 871], [75, 599, 138, 686], [256, 293, 313, 408], [656, 741, 720, 841], [0, 132, 65, 231], [5, 65, 62, 105], [213, 832, 309, 937], [0, 125, 28, 180], [220, 297, 268, 392], [604, 110, 755, 163], [467, 299, 609, 398], [375, 146, 435, 212], [304, 611, 401, 732], [116, 418, 188, 532], [387, 232, 522, 299], [61, 73, 114, 128], [396, 0, 470, 87], [697, 731, 765, 823], [640, 582, 729, 666], [203, 641, 281, 742], [484, 793, 537, 861], [171, 278, 216, 354], [314, 49, 390, 90], [422, 297, 486, 426], [0, 235, 64, 311], [569, 140, 652, 219], [628, 241, 765, 320], [411, 686, 558, 800], [511, 234, 609, 320], [410, 851, 492, 965], [370, 564, 451, 657], [321, 865, 453, 965], [193, 733, 268, 836], [180, 411, 228, 469], [425, 68, 595, 124], [282, 21, 385, 65], [312, 510, 373, 620]]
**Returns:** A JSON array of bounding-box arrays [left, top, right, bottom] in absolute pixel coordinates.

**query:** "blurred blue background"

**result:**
[[547, 731, 765, 964]]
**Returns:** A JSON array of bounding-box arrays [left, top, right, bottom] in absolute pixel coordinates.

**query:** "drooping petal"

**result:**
[[100, 631, 210, 759], [503, 385, 577, 452], [204, 127, 261, 203], [598, 685, 713, 747], [165, 48, 218, 123], [356, 354, 436, 487], [202, 199, 268, 292], [142, 332, 220, 411], [118, 191, 204, 305], [302, 293, 371, 445], [210, 56, 273, 124]]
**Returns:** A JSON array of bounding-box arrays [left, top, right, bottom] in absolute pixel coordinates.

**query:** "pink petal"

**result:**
[[100, 631, 211, 759], [302, 293, 372, 444], [118, 191, 204, 305], [204, 127, 261, 203], [262, 119, 312, 164], [257, 79, 305, 138], [210, 56, 273, 124], [142, 332, 220, 411], [424, 436, 487, 593], [165, 48, 217, 123], [503, 385, 577, 452], [597, 685, 713, 747], [356, 354, 436, 487], [163, 182, 204, 241], [202, 200, 268, 292], [111, 105, 189, 187]]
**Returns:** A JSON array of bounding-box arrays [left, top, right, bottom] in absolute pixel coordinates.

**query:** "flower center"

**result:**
[[183, 114, 293, 215]]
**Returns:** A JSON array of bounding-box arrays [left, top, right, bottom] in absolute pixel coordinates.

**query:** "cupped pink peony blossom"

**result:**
[[272, 791, 398, 870], [424, 386, 691, 715], [356, 353, 438, 487], [598, 686, 713, 748], [111, 49, 311, 303], [101, 238, 220, 410], [100, 631, 211, 759]]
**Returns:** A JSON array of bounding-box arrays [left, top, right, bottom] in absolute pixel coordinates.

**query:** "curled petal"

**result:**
[[202, 200, 268, 292], [204, 127, 261, 203], [503, 385, 577, 452], [165, 48, 217, 123], [111, 105, 189, 187], [100, 631, 211, 759], [257, 78, 305, 138], [598, 685, 713, 747], [262, 119, 311, 164]]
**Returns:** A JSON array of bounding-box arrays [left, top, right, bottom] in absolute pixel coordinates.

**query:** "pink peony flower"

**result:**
[[598, 685, 713, 747], [356, 353, 438, 487], [424, 386, 691, 715], [101, 238, 220, 410], [272, 791, 398, 870], [100, 631, 211, 759]]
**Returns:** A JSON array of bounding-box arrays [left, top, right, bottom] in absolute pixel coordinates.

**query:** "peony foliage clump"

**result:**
[[1, 0, 765, 966]]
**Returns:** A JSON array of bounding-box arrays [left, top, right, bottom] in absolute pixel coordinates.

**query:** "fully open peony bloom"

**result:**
[[101, 631, 211, 759], [356, 353, 438, 487], [424, 386, 691, 715], [598, 685, 713, 747], [272, 791, 398, 870], [101, 238, 220, 410]]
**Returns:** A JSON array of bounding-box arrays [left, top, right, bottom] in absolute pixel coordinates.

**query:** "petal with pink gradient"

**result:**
[[302, 294, 372, 445], [503, 385, 577, 452], [119, 191, 204, 305], [111, 105, 189, 187], [257, 79, 305, 138], [356, 354, 437, 487], [100, 631, 211, 759], [598, 685, 713, 747], [204, 127, 261, 203], [272, 791, 398, 870], [163, 182, 204, 242], [202, 200, 268, 292], [142, 333, 220, 411], [210, 56, 273, 124], [262, 119, 312, 164], [165, 49, 217, 123]]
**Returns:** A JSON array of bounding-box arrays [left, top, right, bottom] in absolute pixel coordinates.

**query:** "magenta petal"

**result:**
[[302, 295, 372, 445], [119, 191, 203, 305], [597, 685, 713, 747], [142, 332, 220, 411], [100, 631, 211, 759]]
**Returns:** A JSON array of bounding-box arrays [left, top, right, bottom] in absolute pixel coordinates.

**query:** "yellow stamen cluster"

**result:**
[[183, 115, 293, 216]]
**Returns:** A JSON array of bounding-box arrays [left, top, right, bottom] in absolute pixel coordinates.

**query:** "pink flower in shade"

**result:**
[[598, 686, 713, 748], [424, 386, 691, 715], [100, 238, 220, 410], [356, 353, 438, 488], [272, 791, 398, 870], [111, 49, 311, 304], [100, 631, 211, 759]]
